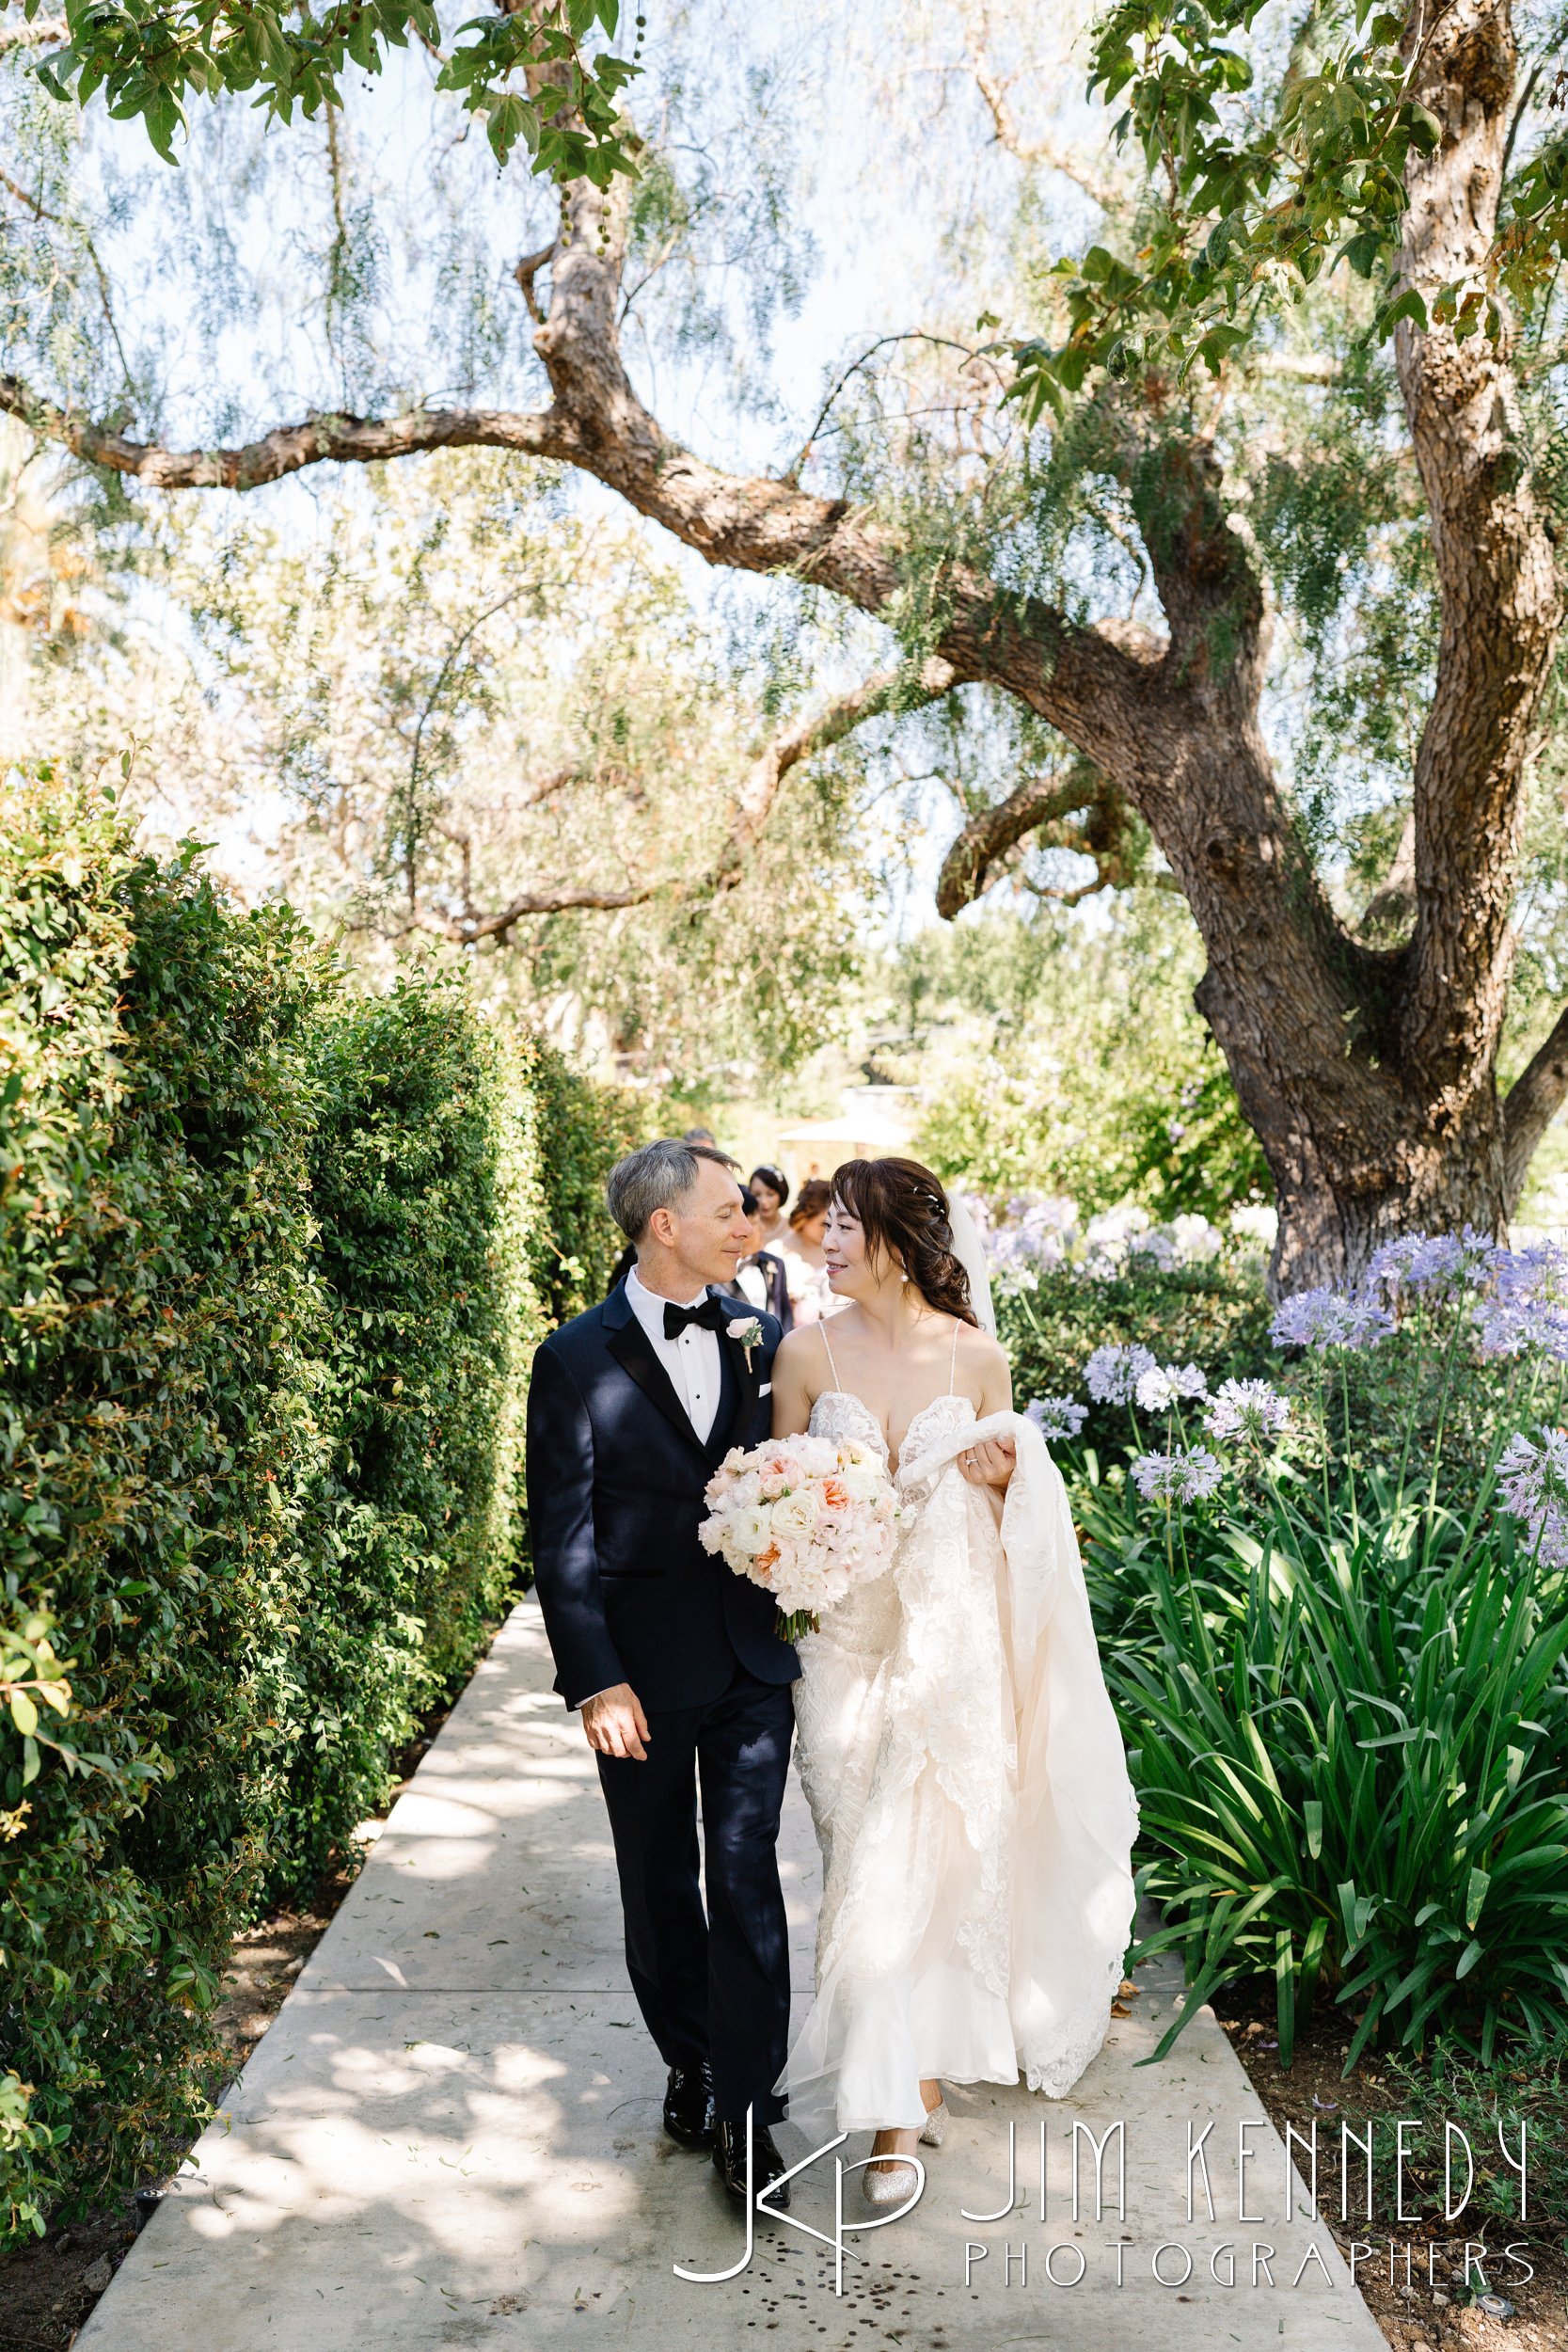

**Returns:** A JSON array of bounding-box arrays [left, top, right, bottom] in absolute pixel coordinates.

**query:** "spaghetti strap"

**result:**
[[819, 1318, 843, 1391], [948, 1317, 960, 1394]]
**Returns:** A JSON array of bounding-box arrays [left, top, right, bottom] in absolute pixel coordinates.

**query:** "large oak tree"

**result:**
[[4, 0, 1568, 1286]]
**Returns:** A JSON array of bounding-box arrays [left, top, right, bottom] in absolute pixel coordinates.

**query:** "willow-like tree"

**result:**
[[5, 0, 1568, 1284]]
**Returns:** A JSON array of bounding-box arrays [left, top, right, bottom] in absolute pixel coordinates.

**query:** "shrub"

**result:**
[[1382, 2026, 1568, 2233], [266, 979, 542, 1893], [524, 1042, 643, 1324], [0, 772, 546, 2241], [1089, 1495, 1568, 2072], [1046, 1240, 1568, 2075]]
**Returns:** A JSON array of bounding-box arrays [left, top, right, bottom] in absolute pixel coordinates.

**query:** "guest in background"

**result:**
[[781, 1176, 831, 1263], [776, 1176, 844, 1325], [749, 1165, 791, 1254], [735, 1187, 792, 1330]]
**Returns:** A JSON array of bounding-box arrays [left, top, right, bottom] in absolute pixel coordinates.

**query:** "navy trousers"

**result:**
[[594, 1660, 795, 2126]]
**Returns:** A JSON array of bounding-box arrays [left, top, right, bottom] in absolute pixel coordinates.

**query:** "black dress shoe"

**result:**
[[662, 2063, 715, 2148], [712, 2117, 791, 2209]]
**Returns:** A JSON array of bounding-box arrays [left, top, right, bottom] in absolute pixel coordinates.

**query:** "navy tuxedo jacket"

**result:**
[[524, 1282, 800, 1711]]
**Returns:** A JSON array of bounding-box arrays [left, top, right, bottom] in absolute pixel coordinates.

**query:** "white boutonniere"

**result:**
[[728, 1315, 764, 1369]]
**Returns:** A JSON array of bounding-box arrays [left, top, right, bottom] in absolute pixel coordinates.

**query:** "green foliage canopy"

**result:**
[[1012, 0, 1568, 414], [13, 0, 640, 175]]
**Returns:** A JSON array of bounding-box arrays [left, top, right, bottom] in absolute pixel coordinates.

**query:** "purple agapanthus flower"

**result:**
[[1026, 1395, 1087, 1441], [1472, 1241, 1568, 1359], [1497, 1429, 1568, 1566], [1084, 1343, 1159, 1404], [1492, 1239, 1568, 1305], [1205, 1378, 1291, 1443], [1366, 1231, 1495, 1298], [1475, 1299, 1568, 1360], [1130, 1446, 1225, 1504], [1270, 1288, 1394, 1351], [1133, 1361, 1210, 1411]]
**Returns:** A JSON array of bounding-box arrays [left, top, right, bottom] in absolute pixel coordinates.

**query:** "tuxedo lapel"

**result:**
[[603, 1293, 709, 1460]]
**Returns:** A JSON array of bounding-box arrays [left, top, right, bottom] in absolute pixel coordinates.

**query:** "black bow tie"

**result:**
[[663, 1294, 730, 1341]]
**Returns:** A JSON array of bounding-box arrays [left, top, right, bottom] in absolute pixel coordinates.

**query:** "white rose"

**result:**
[[769, 1490, 817, 1541], [729, 1503, 771, 1555]]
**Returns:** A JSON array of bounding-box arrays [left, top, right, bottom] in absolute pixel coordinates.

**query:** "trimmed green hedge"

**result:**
[[0, 771, 560, 2240], [524, 1041, 643, 1325]]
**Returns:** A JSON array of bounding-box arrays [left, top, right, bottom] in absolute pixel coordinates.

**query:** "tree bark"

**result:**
[[1384, 0, 1566, 1241], [1503, 1006, 1568, 1214]]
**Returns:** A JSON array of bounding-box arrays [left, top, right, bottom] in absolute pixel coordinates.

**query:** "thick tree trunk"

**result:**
[[1111, 705, 1512, 1292], [1197, 960, 1509, 1293]]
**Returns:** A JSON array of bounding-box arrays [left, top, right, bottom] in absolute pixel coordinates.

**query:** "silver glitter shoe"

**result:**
[[919, 2099, 947, 2147], [862, 2153, 921, 2206]]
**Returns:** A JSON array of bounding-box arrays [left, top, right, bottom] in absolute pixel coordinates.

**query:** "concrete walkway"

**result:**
[[80, 1599, 1386, 2351]]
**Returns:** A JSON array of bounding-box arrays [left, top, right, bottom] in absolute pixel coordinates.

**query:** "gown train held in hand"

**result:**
[[777, 1332, 1139, 2137]]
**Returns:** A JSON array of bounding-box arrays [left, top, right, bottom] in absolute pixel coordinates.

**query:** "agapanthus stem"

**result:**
[[1390, 1298, 1427, 1518], [1420, 1306, 1471, 1557], [1338, 1354, 1359, 1541]]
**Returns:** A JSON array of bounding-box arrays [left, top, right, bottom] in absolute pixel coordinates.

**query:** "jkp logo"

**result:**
[[673, 2106, 924, 2294]]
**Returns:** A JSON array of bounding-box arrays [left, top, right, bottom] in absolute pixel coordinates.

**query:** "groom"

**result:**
[[524, 1137, 799, 2208]]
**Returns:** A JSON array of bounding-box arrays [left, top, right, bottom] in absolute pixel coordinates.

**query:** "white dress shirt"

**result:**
[[578, 1267, 725, 1712], [625, 1263, 722, 1443]]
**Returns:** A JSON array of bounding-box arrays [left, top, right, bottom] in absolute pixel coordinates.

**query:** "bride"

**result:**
[[768, 1156, 1138, 2198]]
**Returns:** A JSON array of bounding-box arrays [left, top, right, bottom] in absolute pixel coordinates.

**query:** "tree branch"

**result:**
[[0, 18, 66, 52], [520, 151, 1365, 1145], [958, 0, 1121, 210], [409, 877, 662, 940], [936, 769, 1095, 918], [407, 659, 959, 945], [0, 374, 569, 486], [1, 83, 1351, 1117], [1502, 1004, 1568, 1216], [513, 242, 555, 325], [711, 655, 957, 887], [0, 167, 1160, 776]]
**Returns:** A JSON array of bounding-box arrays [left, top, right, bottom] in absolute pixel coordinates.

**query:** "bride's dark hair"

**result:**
[[830, 1156, 978, 1327]]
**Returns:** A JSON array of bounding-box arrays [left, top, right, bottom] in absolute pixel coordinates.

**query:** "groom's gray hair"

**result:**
[[607, 1136, 739, 1241]]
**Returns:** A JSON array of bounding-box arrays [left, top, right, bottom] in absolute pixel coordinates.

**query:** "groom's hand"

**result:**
[[582, 1682, 651, 1761]]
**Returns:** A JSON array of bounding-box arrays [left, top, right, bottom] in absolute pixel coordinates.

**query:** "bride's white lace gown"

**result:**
[[777, 1327, 1140, 2136]]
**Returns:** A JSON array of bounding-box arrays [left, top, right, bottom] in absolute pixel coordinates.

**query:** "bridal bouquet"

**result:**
[[700, 1434, 898, 1641]]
